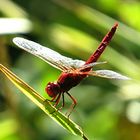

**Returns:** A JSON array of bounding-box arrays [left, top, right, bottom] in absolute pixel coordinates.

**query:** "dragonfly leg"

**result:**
[[56, 93, 65, 111], [45, 94, 61, 106], [46, 94, 62, 115], [62, 93, 65, 107], [54, 93, 61, 107], [47, 94, 65, 111], [45, 95, 57, 103], [65, 92, 77, 117]]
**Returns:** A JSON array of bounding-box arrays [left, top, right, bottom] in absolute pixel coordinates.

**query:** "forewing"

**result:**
[[13, 37, 85, 71], [88, 70, 130, 80], [78, 61, 107, 71]]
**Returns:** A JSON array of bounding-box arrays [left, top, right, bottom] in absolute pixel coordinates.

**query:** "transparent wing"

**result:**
[[88, 70, 130, 80], [13, 37, 85, 71], [78, 61, 107, 71]]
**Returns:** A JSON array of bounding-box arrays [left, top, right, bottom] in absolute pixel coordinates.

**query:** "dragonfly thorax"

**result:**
[[45, 82, 61, 97]]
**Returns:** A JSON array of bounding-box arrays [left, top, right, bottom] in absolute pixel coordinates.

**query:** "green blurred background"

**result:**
[[0, 0, 140, 140]]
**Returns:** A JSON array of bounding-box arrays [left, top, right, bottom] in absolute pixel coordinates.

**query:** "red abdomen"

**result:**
[[57, 72, 86, 92]]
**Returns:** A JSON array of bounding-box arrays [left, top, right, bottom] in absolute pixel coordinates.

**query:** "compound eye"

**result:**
[[45, 82, 61, 97]]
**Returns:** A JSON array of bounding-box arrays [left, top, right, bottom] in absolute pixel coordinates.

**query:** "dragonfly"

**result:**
[[13, 23, 130, 116]]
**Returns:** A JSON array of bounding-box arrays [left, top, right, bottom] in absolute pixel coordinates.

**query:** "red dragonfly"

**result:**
[[13, 23, 129, 115]]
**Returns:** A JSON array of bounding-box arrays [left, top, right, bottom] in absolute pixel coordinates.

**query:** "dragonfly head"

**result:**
[[45, 82, 61, 97]]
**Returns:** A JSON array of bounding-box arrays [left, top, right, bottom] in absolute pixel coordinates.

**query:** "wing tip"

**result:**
[[13, 37, 24, 45], [120, 76, 131, 80]]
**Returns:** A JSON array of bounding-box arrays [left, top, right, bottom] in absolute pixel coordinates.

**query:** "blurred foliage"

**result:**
[[0, 0, 140, 140]]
